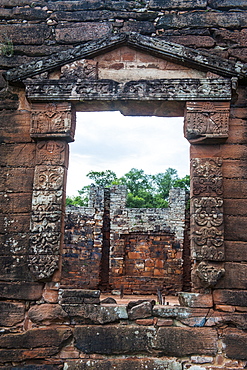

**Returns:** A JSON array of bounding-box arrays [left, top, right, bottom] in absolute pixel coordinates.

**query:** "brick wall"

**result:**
[[63, 186, 186, 295]]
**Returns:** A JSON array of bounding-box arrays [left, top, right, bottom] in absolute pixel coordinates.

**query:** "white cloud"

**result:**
[[66, 111, 189, 196]]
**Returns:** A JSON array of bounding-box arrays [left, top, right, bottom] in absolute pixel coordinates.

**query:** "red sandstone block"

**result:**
[[96, 48, 121, 62], [178, 292, 213, 308], [122, 21, 155, 35], [136, 319, 154, 325], [229, 47, 247, 63], [120, 47, 136, 62], [0, 24, 50, 45], [215, 305, 235, 312], [0, 301, 25, 327], [0, 110, 31, 143], [155, 260, 164, 269], [0, 213, 31, 233], [226, 238, 246, 261], [190, 144, 222, 159], [0, 348, 59, 363], [224, 199, 247, 216], [154, 269, 164, 276], [55, 22, 111, 43], [0, 327, 72, 349], [222, 160, 247, 179], [223, 328, 247, 360], [153, 327, 217, 356], [230, 108, 247, 119], [164, 35, 215, 48], [128, 252, 141, 259], [221, 144, 247, 160], [157, 11, 247, 30], [216, 262, 247, 290], [213, 289, 247, 307], [0, 167, 34, 193], [155, 319, 173, 326], [225, 216, 247, 242], [0, 192, 32, 214], [28, 303, 68, 325], [0, 282, 44, 300], [60, 345, 80, 359], [0, 143, 36, 167]]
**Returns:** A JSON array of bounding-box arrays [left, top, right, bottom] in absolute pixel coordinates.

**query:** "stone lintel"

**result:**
[[25, 78, 232, 102]]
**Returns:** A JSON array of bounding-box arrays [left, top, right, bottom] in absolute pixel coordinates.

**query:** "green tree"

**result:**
[[153, 168, 178, 200], [86, 170, 117, 187], [66, 168, 190, 208]]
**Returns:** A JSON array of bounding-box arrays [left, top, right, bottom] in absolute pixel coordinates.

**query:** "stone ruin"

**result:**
[[0, 0, 247, 368], [63, 185, 187, 295]]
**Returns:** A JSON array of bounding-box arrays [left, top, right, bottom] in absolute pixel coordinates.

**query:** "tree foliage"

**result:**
[[66, 168, 190, 208]]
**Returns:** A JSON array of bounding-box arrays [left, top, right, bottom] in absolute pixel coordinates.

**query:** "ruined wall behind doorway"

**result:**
[[63, 186, 186, 295]]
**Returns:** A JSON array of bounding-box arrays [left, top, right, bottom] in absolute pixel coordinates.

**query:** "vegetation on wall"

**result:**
[[66, 168, 190, 208]]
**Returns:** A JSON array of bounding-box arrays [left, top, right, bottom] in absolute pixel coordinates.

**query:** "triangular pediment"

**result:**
[[4, 32, 247, 83]]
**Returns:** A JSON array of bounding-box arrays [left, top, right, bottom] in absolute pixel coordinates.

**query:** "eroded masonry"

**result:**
[[63, 186, 187, 294], [0, 1, 247, 368]]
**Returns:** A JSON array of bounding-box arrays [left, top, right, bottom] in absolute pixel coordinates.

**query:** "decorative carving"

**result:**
[[5, 32, 246, 83], [33, 166, 65, 191], [5, 33, 127, 82], [32, 190, 63, 212], [190, 156, 225, 265], [36, 141, 68, 166], [29, 232, 60, 254], [28, 254, 60, 280], [30, 212, 62, 233], [184, 101, 230, 143], [191, 197, 224, 261], [195, 261, 225, 288], [191, 158, 223, 196], [29, 148, 66, 281], [25, 78, 232, 102], [61, 59, 97, 80], [193, 197, 223, 228], [31, 102, 75, 142], [75, 80, 118, 96]]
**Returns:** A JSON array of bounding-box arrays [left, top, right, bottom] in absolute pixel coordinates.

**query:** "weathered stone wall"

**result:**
[[109, 186, 186, 294], [63, 186, 186, 295], [0, 0, 247, 368]]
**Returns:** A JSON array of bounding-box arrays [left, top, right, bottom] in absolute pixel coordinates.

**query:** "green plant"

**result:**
[[1, 38, 14, 57]]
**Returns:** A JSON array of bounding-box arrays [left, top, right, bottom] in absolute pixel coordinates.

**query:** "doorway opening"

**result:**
[[63, 111, 190, 296]]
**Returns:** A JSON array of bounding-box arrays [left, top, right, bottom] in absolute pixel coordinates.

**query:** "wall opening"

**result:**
[[63, 111, 190, 295]]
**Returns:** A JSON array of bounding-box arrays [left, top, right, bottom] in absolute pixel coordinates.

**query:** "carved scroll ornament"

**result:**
[[29, 140, 68, 281], [191, 158, 223, 196], [191, 158, 225, 263], [195, 261, 225, 288]]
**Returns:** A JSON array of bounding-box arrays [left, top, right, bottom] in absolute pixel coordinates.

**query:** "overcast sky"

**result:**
[[66, 111, 190, 196]]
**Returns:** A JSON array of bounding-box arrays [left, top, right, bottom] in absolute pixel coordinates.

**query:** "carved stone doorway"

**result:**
[[5, 32, 242, 292]]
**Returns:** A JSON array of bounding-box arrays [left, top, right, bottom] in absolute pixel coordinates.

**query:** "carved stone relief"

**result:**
[[191, 158, 225, 263], [195, 261, 225, 288], [36, 140, 68, 166], [25, 78, 232, 102], [61, 59, 97, 80], [29, 139, 68, 281], [184, 101, 230, 143], [33, 166, 65, 191], [31, 102, 76, 142], [191, 158, 223, 196]]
